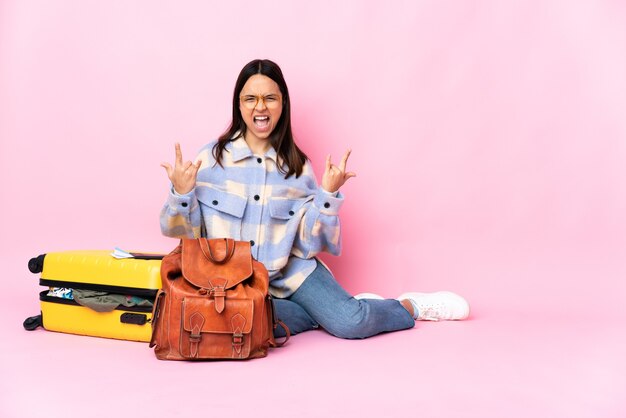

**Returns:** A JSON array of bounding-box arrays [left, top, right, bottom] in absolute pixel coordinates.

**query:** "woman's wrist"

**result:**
[[320, 186, 339, 197]]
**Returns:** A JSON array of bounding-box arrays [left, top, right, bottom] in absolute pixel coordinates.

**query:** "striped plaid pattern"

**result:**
[[160, 136, 344, 298]]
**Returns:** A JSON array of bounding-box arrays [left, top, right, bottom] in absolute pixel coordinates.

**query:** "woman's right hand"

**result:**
[[160, 143, 202, 195]]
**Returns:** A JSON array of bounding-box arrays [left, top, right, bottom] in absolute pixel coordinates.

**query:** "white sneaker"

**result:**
[[353, 293, 384, 300], [398, 291, 470, 321]]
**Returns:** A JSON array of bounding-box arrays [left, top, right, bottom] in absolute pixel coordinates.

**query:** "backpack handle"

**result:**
[[199, 238, 235, 264]]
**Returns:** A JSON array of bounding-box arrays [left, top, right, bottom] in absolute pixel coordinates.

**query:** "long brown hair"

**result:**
[[212, 59, 308, 178]]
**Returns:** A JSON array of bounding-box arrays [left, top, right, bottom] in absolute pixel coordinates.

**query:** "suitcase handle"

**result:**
[[120, 313, 148, 325], [129, 253, 165, 260]]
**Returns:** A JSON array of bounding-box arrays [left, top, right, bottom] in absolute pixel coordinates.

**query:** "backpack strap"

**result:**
[[188, 312, 206, 358], [267, 294, 290, 347], [272, 320, 290, 347]]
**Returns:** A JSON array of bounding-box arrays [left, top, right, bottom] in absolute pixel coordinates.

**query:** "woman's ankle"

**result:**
[[399, 299, 415, 318]]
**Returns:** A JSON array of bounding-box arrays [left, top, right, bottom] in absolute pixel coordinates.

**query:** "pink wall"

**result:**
[[2, 1, 625, 314]]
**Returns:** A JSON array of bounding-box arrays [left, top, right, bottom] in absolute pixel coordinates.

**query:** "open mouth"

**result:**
[[253, 115, 270, 129]]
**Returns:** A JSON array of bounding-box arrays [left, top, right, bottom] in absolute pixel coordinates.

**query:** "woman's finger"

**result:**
[[326, 154, 332, 173], [339, 149, 351, 172], [160, 162, 173, 178], [175, 143, 183, 166], [191, 160, 202, 176], [328, 165, 341, 177]]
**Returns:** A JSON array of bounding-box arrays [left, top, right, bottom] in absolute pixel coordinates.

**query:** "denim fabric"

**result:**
[[273, 261, 415, 339]]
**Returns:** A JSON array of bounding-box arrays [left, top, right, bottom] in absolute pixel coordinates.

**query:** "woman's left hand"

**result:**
[[321, 149, 356, 193]]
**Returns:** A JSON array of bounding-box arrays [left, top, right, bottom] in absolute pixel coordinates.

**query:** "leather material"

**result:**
[[182, 239, 253, 289], [150, 238, 288, 361]]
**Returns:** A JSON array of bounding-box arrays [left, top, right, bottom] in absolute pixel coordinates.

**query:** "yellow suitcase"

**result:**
[[25, 250, 163, 342]]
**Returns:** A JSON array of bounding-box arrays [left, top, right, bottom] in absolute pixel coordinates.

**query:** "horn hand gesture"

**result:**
[[321, 149, 357, 194], [160, 143, 202, 195]]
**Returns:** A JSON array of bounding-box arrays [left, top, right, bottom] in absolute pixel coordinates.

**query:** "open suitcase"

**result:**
[[24, 250, 163, 342]]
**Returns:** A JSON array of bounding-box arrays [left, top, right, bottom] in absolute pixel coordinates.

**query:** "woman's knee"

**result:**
[[273, 298, 318, 337], [318, 302, 373, 339]]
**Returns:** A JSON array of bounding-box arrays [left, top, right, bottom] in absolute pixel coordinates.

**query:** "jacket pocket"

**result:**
[[197, 187, 247, 218], [196, 187, 247, 238], [268, 197, 308, 220]]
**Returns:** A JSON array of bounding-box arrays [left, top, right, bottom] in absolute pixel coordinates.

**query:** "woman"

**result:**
[[160, 59, 469, 339]]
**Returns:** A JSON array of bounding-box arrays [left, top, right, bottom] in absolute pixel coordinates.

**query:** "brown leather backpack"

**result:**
[[150, 238, 288, 360]]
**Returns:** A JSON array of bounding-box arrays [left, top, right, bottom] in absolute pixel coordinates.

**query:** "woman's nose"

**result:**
[[254, 97, 267, 110]]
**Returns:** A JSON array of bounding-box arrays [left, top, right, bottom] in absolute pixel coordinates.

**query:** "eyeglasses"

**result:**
[[239, 94, 282, 109]]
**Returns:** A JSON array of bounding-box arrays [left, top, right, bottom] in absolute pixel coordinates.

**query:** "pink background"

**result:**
[[1, 1, 625, 417]]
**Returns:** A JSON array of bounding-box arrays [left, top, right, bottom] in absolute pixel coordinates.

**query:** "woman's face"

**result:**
[[239, 74, 283, 144]]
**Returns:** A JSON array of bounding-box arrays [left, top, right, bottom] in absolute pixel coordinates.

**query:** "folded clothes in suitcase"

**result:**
[[24, 250, 163, 342]]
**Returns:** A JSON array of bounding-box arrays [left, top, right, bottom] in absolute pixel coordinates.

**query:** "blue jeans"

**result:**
[[273, 260, 415, 339]]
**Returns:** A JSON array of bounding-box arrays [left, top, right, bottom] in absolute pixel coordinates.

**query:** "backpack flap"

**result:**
[[181, 296, 254, 359], [181, 238, 253, 291]]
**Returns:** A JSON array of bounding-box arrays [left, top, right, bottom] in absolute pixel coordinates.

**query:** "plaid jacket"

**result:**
[[160, 136, 343, 298]]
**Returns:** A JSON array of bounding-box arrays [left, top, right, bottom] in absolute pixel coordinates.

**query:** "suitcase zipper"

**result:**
[[39, 290, 154, 313], [39, 279, 158, 299]]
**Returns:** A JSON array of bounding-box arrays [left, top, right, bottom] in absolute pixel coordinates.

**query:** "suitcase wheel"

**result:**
[[23, 315, 43, 331], [28, 254, 46, 274]]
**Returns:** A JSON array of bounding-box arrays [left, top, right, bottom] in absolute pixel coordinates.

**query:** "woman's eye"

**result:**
[[243, 97, 256, 102], [265, 97, 277, 102]]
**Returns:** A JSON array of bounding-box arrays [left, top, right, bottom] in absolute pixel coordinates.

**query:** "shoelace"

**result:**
[[417, 306, 442, 321]]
